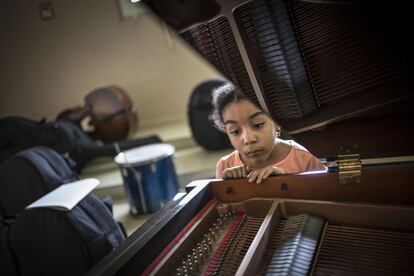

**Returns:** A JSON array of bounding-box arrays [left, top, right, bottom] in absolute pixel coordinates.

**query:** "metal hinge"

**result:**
[[337, 153, 362, 185]]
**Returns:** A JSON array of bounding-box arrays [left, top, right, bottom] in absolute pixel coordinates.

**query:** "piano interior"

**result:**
[[87, 168, 414, 276], [147, 196, 414, 275]]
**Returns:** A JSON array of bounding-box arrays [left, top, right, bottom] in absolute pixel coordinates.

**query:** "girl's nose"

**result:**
[[242, 128, 256, 144]]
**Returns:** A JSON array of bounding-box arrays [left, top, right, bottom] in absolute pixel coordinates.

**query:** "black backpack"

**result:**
[[0, 117, 99, 172], [0, 146, 125, 275], [0, 116, 162, 172], [0, 146, 77, 216], [0, 194, 125, 276]]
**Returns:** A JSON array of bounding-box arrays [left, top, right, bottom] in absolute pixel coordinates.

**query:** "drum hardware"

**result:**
[[116, 142, 149, 214], [132, 169, 148, 214]]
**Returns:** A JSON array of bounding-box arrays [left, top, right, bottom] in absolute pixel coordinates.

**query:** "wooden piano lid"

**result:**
[[144, 0, 414, 159]]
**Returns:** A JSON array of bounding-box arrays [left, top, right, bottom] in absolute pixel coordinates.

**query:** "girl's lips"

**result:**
[[245, 149, 264, 157]]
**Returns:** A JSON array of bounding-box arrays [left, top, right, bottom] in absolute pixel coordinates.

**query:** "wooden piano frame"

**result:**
[[87, 164, 414, 275]]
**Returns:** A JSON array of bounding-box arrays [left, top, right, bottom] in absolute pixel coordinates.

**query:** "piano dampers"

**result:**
[[288, 0, 408, 106], [180, 16, 259, 107], [234, 0, 319, 121]]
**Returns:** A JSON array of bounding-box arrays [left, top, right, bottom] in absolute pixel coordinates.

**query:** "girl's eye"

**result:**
[[253, 122, 265, 128], [229, 129, 241, 136]]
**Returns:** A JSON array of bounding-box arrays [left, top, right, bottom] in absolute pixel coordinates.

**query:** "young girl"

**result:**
[[210, 82, 326, 184]]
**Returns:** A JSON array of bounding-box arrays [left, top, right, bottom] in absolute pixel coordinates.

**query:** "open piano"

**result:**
[[87, 0, 414, 275]]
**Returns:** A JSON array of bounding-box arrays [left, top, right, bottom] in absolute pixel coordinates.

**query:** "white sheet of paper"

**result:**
[[26, 178, 99, 211]]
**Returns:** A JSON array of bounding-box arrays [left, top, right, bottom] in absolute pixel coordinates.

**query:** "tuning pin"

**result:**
[[187, 262, 194, 274], [193, 256, 199, 267], [209, 230, 216, 241], [226, 212, 232, 221], [197, 252, 203, 261], [181, 260, 187, 269]]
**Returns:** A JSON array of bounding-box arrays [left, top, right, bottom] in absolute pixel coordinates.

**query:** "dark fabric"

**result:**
[[0, 117, 94, 171], [0, 217, 19, 276], [101, 195, 113, 214], [0, 146, 125, 275], [72, 195, 125, 263], [188, 79, 232, 150], [0, 116, 162, 172], [3, 198, 125, 276], [0, 146, 77, 217], [9, 209, 90, 276]]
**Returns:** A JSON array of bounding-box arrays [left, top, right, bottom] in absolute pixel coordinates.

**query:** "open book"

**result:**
[[26, 178, 99, 211]]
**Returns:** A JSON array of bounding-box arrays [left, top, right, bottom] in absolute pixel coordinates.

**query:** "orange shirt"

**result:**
[[216, 140, 326, 178]]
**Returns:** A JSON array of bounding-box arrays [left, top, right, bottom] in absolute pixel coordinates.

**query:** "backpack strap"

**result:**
[[67, 194, 125, 264], [18, 146, 78, 189]]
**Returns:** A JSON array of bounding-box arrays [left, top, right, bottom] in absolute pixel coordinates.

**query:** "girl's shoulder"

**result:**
[[275, 139, 316, 164], [282, 139, 310, 153], [217, 150, 241, 164], [216, 150, 242, 178]]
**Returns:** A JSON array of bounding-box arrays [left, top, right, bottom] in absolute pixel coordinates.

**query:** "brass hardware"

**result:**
[[337, 153, 362, 184]]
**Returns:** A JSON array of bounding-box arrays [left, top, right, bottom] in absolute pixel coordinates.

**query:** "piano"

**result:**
[[87, 0, 414, 275]]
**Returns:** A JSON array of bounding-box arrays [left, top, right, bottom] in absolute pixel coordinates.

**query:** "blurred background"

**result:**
[[0, 0, 233, 234]]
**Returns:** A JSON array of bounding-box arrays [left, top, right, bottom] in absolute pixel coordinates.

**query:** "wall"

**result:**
[[0, 0, 221, 128]]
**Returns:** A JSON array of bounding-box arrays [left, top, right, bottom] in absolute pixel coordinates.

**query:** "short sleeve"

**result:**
[[215, 150, 240, 178], [306, 154, 326, 171], [215, 159, 224, 178]]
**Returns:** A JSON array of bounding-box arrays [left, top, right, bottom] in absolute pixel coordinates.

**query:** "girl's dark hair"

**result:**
[[210, 82, 251, 132], [209, 82, 288, 139]]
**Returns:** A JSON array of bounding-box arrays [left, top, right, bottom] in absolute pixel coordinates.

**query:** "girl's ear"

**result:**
[[276, 127, 281, 138], [273, 121, 281, 138]]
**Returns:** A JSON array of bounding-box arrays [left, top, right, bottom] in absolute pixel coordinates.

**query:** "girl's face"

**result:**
[[222, 100, 278, 168]]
